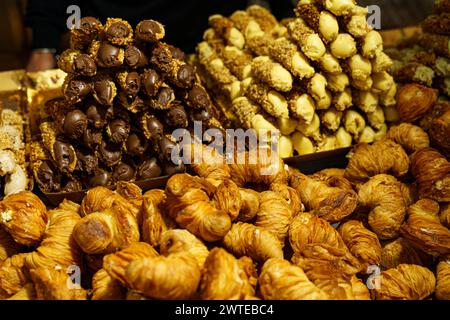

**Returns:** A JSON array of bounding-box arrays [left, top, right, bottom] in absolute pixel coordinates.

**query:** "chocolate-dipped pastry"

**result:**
[[151, 85, 175, 110], [118, 93, 145, 113], [53, 140, 77, 173], [163, 161, 186, 176], [92, 77, 117, 106], [141, 69, 163, 97], [176, 64, 196, 89], [58, 50, 97, 77], [62, 76, 91, 104], [61, 179, 83, 193], [165, 102, 188, 128], [95, 42, 124, 68], [158, 135, 179, 162], [63, 109, 88, 140], [89, 169, 112, 187], [125, 132, 148, 157], [168, 44, 186, 61], [107, 118, 130, 144], [36, 161, 61, 192], [70, 16, 103, 50], [140, 113, 164, 140], [186, 84, 211, 110], [149, 42, 173, 74], [85, 102, 113, 128], [76, 149, 98, 174], [112, 162, 135, 182], [117, 71, 141, 97], [135, 19, 165, 43], [44, 98, 74, 120], [137, 158, 162, 179], [191, 107, 212, 122], [125, 45, 148, 68], [104, 18, 133, 46], [82, 128, 102, 150], [97, 140, 122, 167]]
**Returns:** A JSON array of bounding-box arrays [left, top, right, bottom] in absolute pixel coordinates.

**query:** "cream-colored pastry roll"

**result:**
[[246, 5, 278, 34], [315, 90, 332, 110], [319, 11, 340, 43], [371, 71, 395, 94], [296, 113, 321, 139], [352, 76, 373, 91], [361, 30, 383, 59], [319, 53, 343, 74], [323, 0, 356, 16], [336, 127, 353, 148], [330, 34, 357, 59], [372, 51, 393, 73], [251, 56, 293, 92], [288, 92, 316, 123], [345, 6, 371, 38], [344, 109, 366, 138], [379, 82, 397, 107], [333, 87, 353, 111], [208, 15, 245, 49], [317, 134, 337, 152], [321, 107, 343, 132], [292, 131, 315, 155], [348, 54, 372, 81], [277, 135, 294, 158], [327, 73, 350, 92], [354, 90, 379, 113], [366, 106, 385, 130], [229, 10, 252, 31], [373, 123, 387, 141], [269, 37, 315, 79], [232, 96, 261, 129], [288, 18, 326, 61], [308, 73, 328, 101], [277, 118, 299, 136], [202, 28, 226, 53], [246, 82, 289, 119], [251, 113, 278, 132], [358, 126, 375, 143], [222, 46, 253, 80]]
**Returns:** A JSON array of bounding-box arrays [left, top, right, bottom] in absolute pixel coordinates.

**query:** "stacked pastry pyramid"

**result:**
[[194, 1, 397, 157]]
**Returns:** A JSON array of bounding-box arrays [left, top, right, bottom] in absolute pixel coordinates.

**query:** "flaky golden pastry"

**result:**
[[124, 252, 201, 300], [0, 191, 48, 246], [91, 269, 127, 300], [259, 258, 329, 300], [373, 264, 436, 300], [411, 148, 450, 202], [436, 255, 450, 300], [381, 237, 432, 270], [80, 186, 138, 217], [212, 179, 242, 221], [199, 248, 256, 300], [0, 253, 29, 297], [223, 222, 283, 263], [386, 123, 430, 153], [441, 203, 450, 228], [358, 174, 407, 240], [0, 227, 21, 263], [290, 169, 357, 222], [237, 188, 260, 222], [6, 283, 36, 300], [345, 140, 409, 184], [400, 199, 450, 256]]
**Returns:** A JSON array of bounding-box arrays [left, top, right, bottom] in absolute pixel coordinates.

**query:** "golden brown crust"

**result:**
[[0, 253, 30, 297], [6, 283, 36, 300], [91, 269, 127, 300], [0, 227, 22, 263], [400, 199, 450, 256], [237, 188, 260, 222], [396, 84, 438, 123], [436, 255, 450, 300], [386, 123, 430, 153], [381, 238, 432, 270], [373, 264, 436, 300]]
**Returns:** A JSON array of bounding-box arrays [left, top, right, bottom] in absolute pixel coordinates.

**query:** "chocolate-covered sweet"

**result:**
[[150, 45, 172, 74], [108, 118, 130, 144], [159, 136, 179, 162], [113, 163, 135, 182], [177, 64, 196, 89], [97, 43, 123, 68], [138, 158, 162, 179], [166, 102, 188, 128], [191, 108, 212, 122], [86, 103, 113, 128], [141, 69, 162, 96], [63, 77, 91, 104], [89, 169, 112, 187], [82, 129, 102, 149], [98, 140, 122, 167], [163, 161, 185, 176], [106, 21, 131, 39], [135, 19, 165, 43], [142, 114, 164, 140], [125, 133, 148, 156], [125, 45, 148, 68], [121, 71, 141, 97], [53, 140, 77, 172], [61, 179, 82, 193], [168, 44, 186, 61], [45, 98, 73, 119], [187, 85, 211, 109], [63, 109, 88, 139], [92, 78, 116, 106], [73, 54, 97, 77], [36, 161, 61, 192], [119, 93, 145, 114], [71, 17, 103, 50], [76, 150, 98, 174], [152, 86, 175, 109]]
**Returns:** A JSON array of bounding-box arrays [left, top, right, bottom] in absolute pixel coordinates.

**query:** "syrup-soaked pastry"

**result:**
[[76, 149, 98, 175], [125, 132, 148, 157], [124, 45, 148, 68], [165, 102, 189, 128], [97, 140, 122, 167], [150, 85, 175, 110], [104, 18, 134, 46], [112, 162, 135, 182], [58, 50, 97, 77], [88, 169, 112, 187], [62, 76, 91, 104], [92, 77, 117, 106], [117, 71, 141, 97], [138, 158, 162, 179], [107, 118, 130, 144], [141, 69, 163, 97], [135, 19, 165, 43], [92, 42, 125, 68], [53, 140, 78, 173], [63, 109, 88, 140], [70, 16, 103, 50], [82, 128, 102, 150], [140, 113, 164, 141], [85, 101, 114, 128]]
